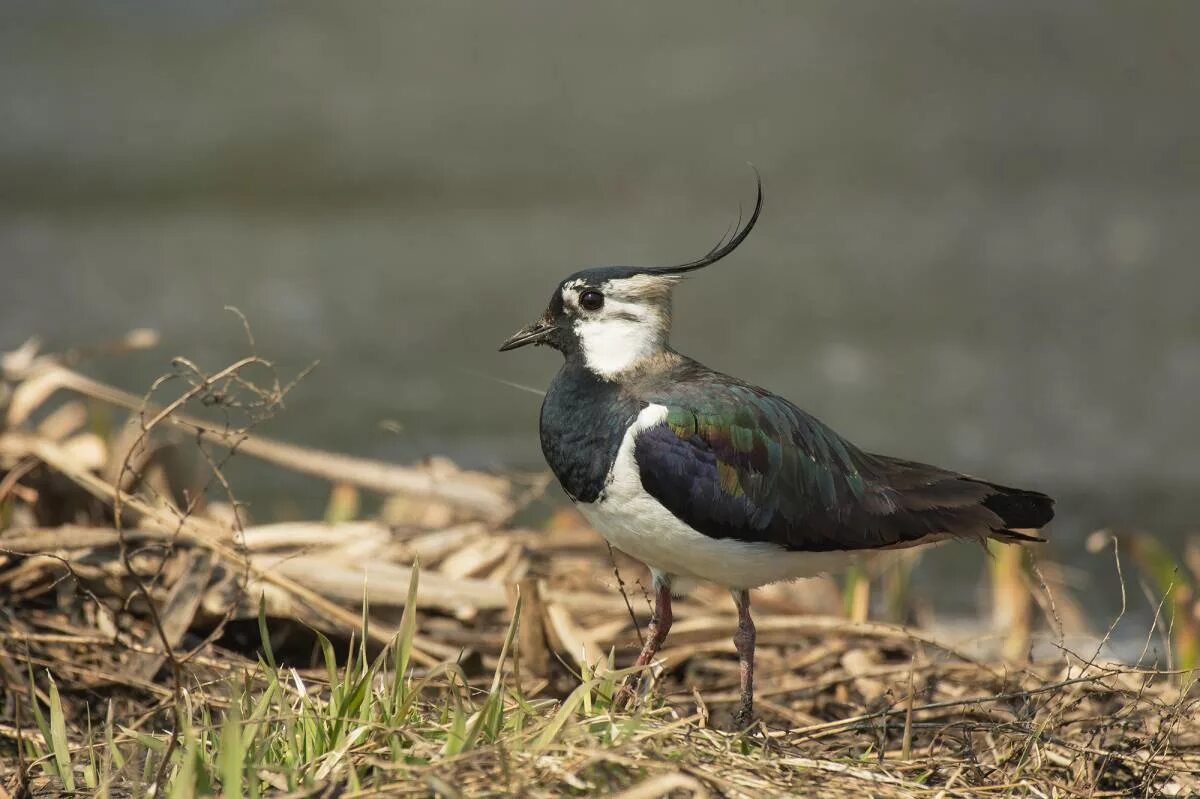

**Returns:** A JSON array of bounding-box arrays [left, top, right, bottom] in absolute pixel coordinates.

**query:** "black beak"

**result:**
[[499, 319, 555, 351]]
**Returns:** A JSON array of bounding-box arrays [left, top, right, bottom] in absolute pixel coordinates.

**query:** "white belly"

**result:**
[[576, 404, 860, 590]]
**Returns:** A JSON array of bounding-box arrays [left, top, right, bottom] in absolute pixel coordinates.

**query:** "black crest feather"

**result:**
[[642, 167, 763, 276]]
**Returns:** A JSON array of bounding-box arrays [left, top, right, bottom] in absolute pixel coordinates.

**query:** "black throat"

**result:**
[[539, 358, 643, 503]]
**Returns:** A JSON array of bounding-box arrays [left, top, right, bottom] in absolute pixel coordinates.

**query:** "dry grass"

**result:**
[[2, 330, 1199, 798]]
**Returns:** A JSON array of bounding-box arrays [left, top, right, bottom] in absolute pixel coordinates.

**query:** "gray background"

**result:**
[[3, 2, 1198, 618]]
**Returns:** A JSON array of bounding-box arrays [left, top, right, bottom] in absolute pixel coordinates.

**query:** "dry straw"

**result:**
[[1, 328, 1198, 797]]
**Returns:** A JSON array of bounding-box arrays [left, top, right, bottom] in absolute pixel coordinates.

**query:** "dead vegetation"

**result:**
[[1, 330, 1199, 797]]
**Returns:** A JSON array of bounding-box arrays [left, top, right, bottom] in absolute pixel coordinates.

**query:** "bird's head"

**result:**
[[499, 175, 762, 379]]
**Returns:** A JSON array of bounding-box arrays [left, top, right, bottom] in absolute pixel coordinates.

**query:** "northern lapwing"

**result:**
[[499, 176, 1054, 727]]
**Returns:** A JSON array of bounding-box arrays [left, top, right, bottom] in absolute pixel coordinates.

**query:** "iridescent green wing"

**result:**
[[635, 382, 1052, 551]]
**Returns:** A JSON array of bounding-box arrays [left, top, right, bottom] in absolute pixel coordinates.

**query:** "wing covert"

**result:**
[[632, 382, 1050, 552]]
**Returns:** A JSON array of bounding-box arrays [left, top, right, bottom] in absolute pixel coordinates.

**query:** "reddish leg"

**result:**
[[633, 576, 674, 668], [615, 573, 673, 708], [732, 589, 756, 728]]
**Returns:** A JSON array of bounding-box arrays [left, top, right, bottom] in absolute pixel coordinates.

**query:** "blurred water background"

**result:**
[[2, 2, 1199, 626]]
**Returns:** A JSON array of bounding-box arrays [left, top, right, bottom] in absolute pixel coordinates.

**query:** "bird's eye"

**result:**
[[579, 290, 605, 311]]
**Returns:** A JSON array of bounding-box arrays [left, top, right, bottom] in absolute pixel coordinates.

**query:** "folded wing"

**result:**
[[633, 384, 1054, 553]]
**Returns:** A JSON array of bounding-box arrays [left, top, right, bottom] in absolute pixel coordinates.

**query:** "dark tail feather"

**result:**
[[868, 456, 1055, 547], [975, 480, 1055, 542], [991, 527, 1047, 544]]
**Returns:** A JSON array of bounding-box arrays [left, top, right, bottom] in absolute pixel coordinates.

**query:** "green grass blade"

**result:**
[[391, 559, 421, 716], [441, 698, 469, 757], [316, 632, 338, 695], [241, 679, 278, 754], [257, 594, 277, 672], [218, 703, 245, 798], [28, 682, 53, 765], [344, 631, 358, 696], [119, 726, 167, 754], [491, 591, 522, 696], [360, 580, 370, 675], [533, 682, 590, 752], [462, 591, 523, 751], [169, 724, 199, 799], [47, 673, 76, 791], [104, 699, 125, 771], [83, 705, 98, 790], [313, 724, 370, 782]]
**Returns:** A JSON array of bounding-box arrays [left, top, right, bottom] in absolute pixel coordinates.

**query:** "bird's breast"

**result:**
[[575, 403, 858, 587], [538, 364, 639, 503]]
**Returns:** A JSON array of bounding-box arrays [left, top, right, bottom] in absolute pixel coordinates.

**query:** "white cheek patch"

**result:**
[[576, 316, 659, 377], [560, 276, 674, 378], [575, 296, 668, 378]]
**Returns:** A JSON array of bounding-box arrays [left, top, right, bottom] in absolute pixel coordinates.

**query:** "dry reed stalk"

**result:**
[[7, 363, 516, 521], [4, 335, 1199, 797]]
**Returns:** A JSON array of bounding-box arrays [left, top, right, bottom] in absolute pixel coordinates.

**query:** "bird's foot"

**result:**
[[732, 698, 755, 730], [611, 680, 637, 711], [612, 673, 652, 712]]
